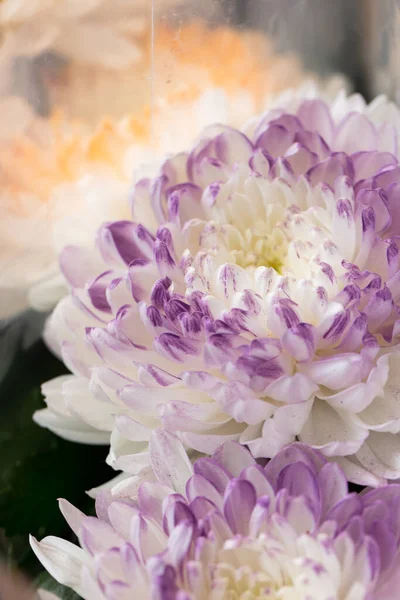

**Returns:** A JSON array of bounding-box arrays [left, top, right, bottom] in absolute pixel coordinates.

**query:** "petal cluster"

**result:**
[[31, 439, 400, 600], [38, 92, 400, 484]]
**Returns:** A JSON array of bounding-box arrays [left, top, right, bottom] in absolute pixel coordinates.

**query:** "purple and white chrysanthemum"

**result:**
[[37, 91, 400, 485], [31, 435, 400, 600]]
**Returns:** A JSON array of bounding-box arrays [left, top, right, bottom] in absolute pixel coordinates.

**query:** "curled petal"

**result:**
[[300, 400, 368, 457]]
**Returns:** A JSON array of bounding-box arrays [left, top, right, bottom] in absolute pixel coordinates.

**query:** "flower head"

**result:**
[[31, 437, 400, 600], [38, 91, 400, 485]]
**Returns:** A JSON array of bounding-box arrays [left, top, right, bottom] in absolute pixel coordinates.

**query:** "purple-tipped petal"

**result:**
[[223, 479, 257, 535], [256, 124, 294, 158], [213, 442, 255, 477], [97, 221, 152, 265], [307, 152, 354, 187], [297, 99, 334, 144]]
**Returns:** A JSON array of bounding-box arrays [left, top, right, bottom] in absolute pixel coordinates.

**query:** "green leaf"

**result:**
[[35, 572, 81, 600], [0, 339, 114, 578]]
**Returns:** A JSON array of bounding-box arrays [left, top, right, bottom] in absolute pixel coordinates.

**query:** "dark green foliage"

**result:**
[[0, 337, 113, 587], [35, 572, 81, 600]]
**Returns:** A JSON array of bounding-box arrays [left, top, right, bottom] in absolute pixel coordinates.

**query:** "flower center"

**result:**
[[213, 563, 283, 599], [184, 528, 365, 600], [231, 227, 289, 273]]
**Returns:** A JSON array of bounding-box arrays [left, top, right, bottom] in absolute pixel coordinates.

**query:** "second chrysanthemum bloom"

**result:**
[[37, 91, 400, 486], [31, 437, 400, 599]]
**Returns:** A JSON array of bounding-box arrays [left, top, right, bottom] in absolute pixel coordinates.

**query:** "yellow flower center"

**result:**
[[213, 563, 286, 599], [232, 228, 289, 273]]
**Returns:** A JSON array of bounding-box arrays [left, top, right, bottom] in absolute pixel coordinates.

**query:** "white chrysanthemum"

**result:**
[[35, 89, 400, 486]]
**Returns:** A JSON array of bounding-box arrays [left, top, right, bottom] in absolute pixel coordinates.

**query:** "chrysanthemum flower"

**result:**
[[31, 436, 400, 600], [37, 90, 400, 485]]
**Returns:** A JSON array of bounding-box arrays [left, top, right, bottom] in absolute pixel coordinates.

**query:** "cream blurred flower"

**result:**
[[0, 0, 176, 102], [45, 22, 312, 125], [0, 101, 124, 318], [0, 0, 170, 68]]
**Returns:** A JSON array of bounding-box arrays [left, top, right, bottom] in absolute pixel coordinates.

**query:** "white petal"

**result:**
[[87, 472, 134, 499], [265, 373, 317, 404], [181, 430, 241, 455], [244, 401, 312, 458], [33, 409, 110, 444], [299, 354, 364, 390], [213, 263, 252, 302], [299, 400, 368, 456], [59, 499, 86, 537], [357, 432, 400, 479], [109, 468, 156, 500], [213, 439, 255, 476], [149, 430, 193, 494], [80, 566, 106, 600], [355, 353, 400, 432], [30, 536, 88, 590], [320, 383, 378, 414], [332, 455, 386, 488], [64, 377, 118, 431]]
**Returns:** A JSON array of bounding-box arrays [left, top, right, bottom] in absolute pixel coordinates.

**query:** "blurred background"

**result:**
[[4, 0, 391, 121]]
